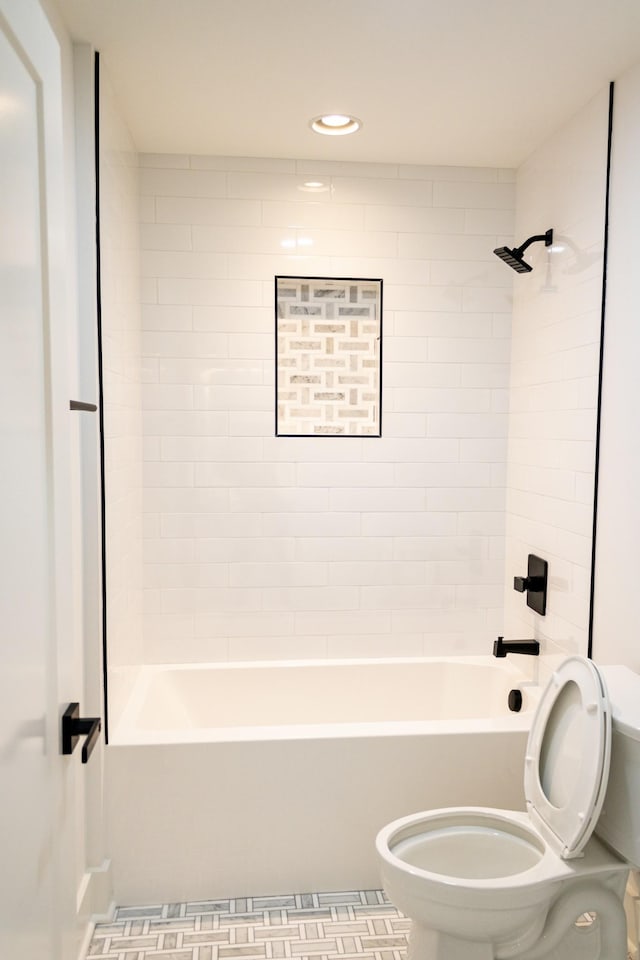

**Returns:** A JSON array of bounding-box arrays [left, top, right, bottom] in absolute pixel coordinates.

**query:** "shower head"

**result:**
[[494, 246, 533, 273], [493, 228, 553, 273]]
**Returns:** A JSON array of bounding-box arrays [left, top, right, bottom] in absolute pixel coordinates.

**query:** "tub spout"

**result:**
[[493, 636, 540, 658]]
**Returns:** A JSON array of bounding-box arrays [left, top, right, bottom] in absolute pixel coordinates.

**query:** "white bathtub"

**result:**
[[106, 657, 541, 905]]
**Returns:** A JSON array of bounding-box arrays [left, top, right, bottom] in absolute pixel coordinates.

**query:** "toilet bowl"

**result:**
[[376, 656, 640, 960]]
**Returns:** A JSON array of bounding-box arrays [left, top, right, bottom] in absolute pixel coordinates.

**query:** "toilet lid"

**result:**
[[524, 656, 611, 859]]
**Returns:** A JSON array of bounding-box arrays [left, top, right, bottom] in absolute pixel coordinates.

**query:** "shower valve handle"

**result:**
[[514, 575, 545, 593]]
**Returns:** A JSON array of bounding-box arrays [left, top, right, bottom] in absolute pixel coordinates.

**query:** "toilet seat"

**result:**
[[524, 656, 611, 858]]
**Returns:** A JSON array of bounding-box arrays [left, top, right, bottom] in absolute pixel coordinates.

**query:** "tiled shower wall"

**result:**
[[138, 156, 515, 664], [503, 87, 609, 670]]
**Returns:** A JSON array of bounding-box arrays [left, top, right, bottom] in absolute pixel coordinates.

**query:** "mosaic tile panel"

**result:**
[[276, 277, 382, 436], [88, 889, 408, 960]]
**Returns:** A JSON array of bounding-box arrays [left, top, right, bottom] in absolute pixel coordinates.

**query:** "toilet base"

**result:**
[[406, 914, 608, 960], [407, 923, 493, 960]]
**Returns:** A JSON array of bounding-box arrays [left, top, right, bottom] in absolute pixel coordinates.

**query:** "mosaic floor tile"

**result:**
[[89, 890, 407, 960], [88, 887, 637, 960]]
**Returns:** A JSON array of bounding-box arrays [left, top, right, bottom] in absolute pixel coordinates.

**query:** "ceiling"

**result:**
[[54, 0, 640, 168]]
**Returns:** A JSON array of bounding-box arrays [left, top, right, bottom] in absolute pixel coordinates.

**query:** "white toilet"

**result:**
[[376, 656, 640, 960]]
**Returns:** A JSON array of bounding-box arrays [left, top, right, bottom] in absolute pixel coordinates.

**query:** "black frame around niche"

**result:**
[[274, 276, 383, 438]]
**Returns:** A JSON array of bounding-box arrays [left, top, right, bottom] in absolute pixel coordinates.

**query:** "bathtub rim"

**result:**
[[108, 655, 541, 746]]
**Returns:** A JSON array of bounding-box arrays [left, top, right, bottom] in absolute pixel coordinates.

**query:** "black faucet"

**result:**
[[493, 636, 540, 658]]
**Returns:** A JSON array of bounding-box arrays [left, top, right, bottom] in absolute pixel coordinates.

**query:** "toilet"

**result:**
[[376, 656, 640, 960]]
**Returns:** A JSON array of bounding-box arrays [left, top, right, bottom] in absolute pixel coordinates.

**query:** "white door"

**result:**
[[0, 1, 88, 957]]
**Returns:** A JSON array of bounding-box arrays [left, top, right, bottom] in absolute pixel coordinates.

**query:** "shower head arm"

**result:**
[[514, 229, 553, 257]]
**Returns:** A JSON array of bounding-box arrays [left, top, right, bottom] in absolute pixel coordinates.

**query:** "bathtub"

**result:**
[[106, 657, 541, 905]]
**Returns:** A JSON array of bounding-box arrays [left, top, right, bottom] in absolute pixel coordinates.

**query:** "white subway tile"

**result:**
[[143, 410, 227, 436], [228, 411, 274, 436], [394, 312, 493, 338], [160, 513, 261, 539], [262, 586, 358, 611], [380, 413, 428, 437], [194, 384, 272, 411], [193, 305, 272, 333], [229, 636, 328, 660], [385, 284, 462, 312], [263, 200, 365, 230], [142, 305, 193, 331], [460, 438, 508, 462], [143, 538, 195, 563], [327, 561, 422, 586], [140, 167, 226, 198], [327, 635, 424, 658], [195, 612, 294, 638], [192, 156, 296, 173], [158, 358, 263, 385], [140, 223, 192, 251], [144, 563, 228, 589], [296, 462, 394, 488], [143, 488, 230, 513], [228, 172, 333, 202], [294, 610, 391, 635], [228, 333, 273, 359], [394, 462, 492, 487], [295, 538, 393, 562], [430, 338, 511, 363], [398, 233, 498, 262], [192, 224, 294, 254], [362, 438, 459, 462], [140, 153, 190, 169], [195, 461, 295, 487], [195, 588, 262, 613], [462, 287, 513, 313], [157, 278, 262, 306], [457, 512, 506, 536], [393, 537, 488, 561], [362, 513, 457, 536], [230, 562, 327, 588], [143, 461, 194, 487], [365, 204, 465, 234], [141, 384, 194, 410], [296, 159, 399, 179], [431, 260, 510, 287], [393, 388, 491, 413], [331, 177, 433, 207], [427, 488, 505, 511], [433, 181, 516, 209], [155, 196, 262, 226], [230, 488, 329, 513], [399, 165, 499, 183], [361, 584, 455, 609], [464, 208, 515, 234], [196, 538, 295, 563], [261, 513, 360, 537], [330, 488, 426, 512], [227, 253, 333, 281], [461, 363, 510, 388], [141, 249, 227, 279]]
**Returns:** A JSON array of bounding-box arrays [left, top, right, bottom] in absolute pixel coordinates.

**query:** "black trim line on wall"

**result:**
[[94, 51, 109, 743], [587, 81, 615, 661]]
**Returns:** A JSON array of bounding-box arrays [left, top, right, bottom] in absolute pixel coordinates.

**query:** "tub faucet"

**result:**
[[493, 636, 540, 658]]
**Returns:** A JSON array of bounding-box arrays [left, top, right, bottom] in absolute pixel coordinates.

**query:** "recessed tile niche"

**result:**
[[275, 276, 382, 436]]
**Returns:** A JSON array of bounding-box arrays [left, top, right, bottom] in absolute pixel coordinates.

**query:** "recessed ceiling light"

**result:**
[[310, 114, 362, 136]]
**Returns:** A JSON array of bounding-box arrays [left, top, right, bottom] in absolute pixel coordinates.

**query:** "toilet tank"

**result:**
[[595, 664, 640, 866]]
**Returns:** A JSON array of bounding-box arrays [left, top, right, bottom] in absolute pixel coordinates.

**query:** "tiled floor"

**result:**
[[88, 890, 409, 960]]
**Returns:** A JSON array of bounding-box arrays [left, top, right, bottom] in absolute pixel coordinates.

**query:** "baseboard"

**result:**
[[79, 860, 114, 923]]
